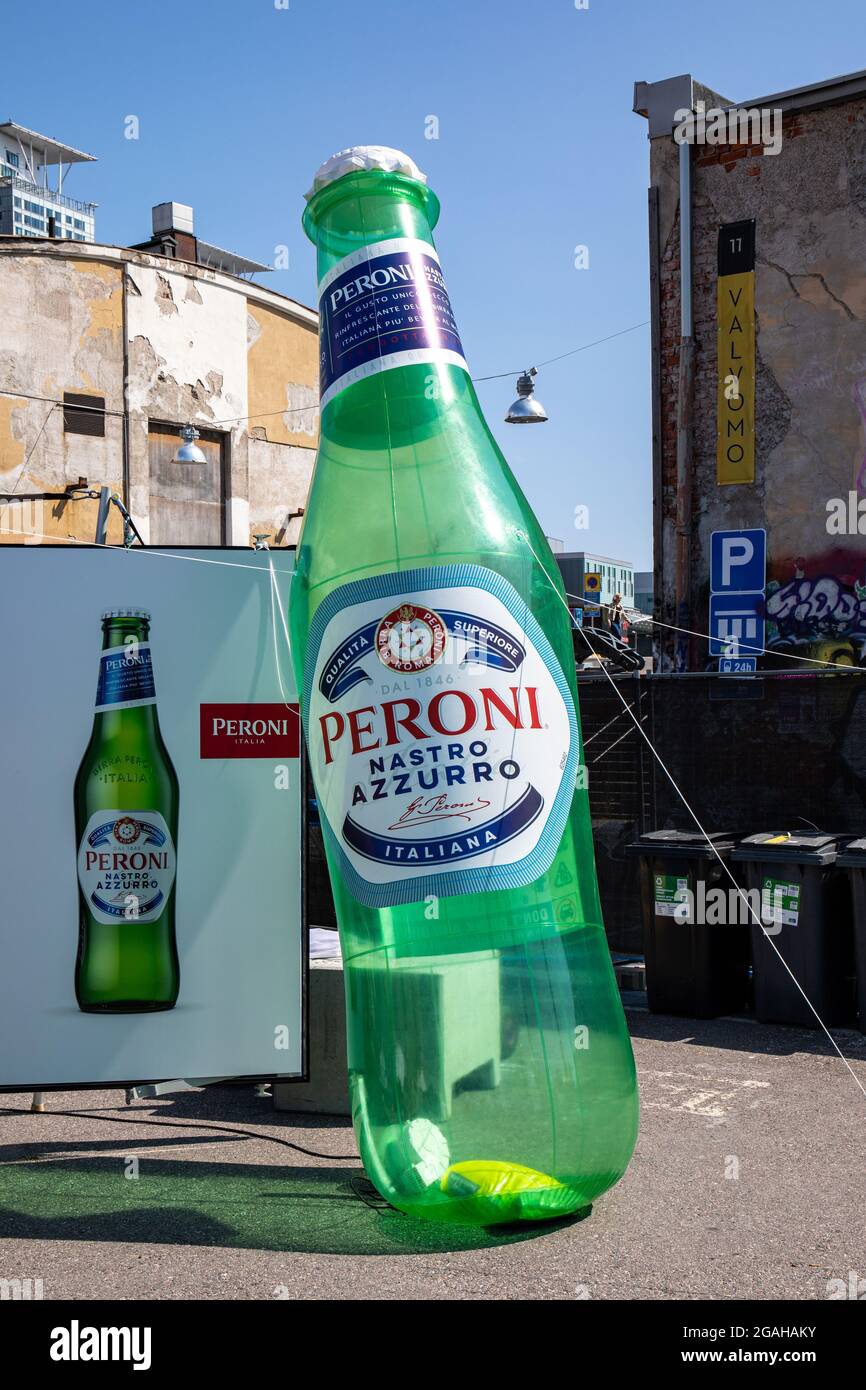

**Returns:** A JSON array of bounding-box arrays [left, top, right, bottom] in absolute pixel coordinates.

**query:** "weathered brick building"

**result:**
[[634, 70, 866, 669], [0, 202, 318, 549]]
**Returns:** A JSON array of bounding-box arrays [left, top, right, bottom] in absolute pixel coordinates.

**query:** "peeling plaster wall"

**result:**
[[247, 438, 313, 546], [126, 263, 248, 426], [247, 302, 319, 448], [0, 249, 124, 543], [651, 97, 866, 660], [0, 242, 318, 549], [125, 259, 250, 544]]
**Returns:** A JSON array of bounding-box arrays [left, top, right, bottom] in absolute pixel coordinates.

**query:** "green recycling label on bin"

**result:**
[[654, 874, 689, 918], [761, 876, 800, 927]]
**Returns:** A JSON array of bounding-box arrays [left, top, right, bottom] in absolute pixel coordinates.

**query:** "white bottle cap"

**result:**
[[102, 609, 150, 620], [305, 146, 427, 201]]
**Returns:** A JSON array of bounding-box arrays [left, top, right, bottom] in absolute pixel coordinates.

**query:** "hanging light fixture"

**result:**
[[505, 367, 548, 424], [174, 424, 207, 463]]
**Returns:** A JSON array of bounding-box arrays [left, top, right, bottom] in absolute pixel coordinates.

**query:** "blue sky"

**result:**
[[6, 0, 866, 567]]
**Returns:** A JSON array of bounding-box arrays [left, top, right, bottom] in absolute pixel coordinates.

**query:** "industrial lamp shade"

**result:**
[[174, 424, 208, 463], [505, 367, 548, 424]]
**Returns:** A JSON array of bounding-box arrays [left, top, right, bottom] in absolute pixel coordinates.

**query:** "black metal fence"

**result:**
[[580, 670, 866, 950]]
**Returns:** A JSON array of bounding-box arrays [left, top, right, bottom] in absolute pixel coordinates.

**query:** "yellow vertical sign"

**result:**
[[717, 221, 756, 485]]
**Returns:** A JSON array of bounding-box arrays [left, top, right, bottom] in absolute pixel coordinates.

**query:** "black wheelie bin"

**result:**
[[625, 830, 749, 1017], [834, 836, 866, 1034], [731, 831, 854, 1028]]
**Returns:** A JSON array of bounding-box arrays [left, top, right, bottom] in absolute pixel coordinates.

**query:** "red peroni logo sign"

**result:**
[[200, 704, 300, 759], [318, 686, 543, 765]]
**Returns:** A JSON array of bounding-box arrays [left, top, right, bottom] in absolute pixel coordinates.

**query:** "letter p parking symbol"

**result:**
[[720, 536, 754, 588], [710, 529, 766, 596]]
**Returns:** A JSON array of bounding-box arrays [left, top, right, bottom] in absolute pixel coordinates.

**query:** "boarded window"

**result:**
[[147, 422, 226, 545], [63, 392, 105, 437]]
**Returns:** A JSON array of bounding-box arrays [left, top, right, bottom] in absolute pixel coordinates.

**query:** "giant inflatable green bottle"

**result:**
[[290, 147, 638, 1225]]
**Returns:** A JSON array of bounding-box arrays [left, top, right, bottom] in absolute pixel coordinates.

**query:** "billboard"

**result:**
[[0, 546, 305, 1089]]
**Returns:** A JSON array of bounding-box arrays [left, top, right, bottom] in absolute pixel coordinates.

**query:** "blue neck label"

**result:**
[[96, 644, 156, 711], [317, 236, 468, 407]]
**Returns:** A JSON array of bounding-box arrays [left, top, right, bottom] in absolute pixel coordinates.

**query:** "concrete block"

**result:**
[[274, 951, 504, 1121], [274, 957, 350, 1116]]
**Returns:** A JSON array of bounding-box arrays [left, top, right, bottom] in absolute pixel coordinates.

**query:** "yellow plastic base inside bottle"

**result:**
[[377, 1159, 585, 1226]]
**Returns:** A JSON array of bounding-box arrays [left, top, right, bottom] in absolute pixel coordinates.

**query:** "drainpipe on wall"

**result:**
[[121, 263, 131, 517], [673, 136, 695, 671], [647, 184, 663, 668]]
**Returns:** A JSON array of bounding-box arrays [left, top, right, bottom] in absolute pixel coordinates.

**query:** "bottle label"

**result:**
[[77, 810, 176, 925], [304, 564, 579, 908], [317, 236, 468, 408], [95, 644, 156, 711]]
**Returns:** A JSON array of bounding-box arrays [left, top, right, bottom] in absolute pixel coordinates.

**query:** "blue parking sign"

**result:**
[[709, 593, 765, 656], [710, 529, 766, 595], [710, 529, 766, 659]]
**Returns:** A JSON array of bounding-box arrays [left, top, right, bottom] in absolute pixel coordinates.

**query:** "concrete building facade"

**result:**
[[556, 550, 635, 611], [0, 232, 318, 548], [634, 569, 653, 615], [635, 68, 866, 668]]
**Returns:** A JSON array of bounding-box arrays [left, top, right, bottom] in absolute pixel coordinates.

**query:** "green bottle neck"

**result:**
[[303, 169, 481, 448], [303, 169, 440, 274], [95, 619, 159, 740], [101, 617, 149, 652]]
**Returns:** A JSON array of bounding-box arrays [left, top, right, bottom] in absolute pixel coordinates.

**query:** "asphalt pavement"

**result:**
[[1, 1007, 864, 1301]]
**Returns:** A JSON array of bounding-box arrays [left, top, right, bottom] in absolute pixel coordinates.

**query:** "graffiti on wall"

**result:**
[[766, 555, 866, 663]]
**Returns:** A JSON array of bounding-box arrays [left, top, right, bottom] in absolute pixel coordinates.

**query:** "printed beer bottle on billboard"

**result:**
[[291, 147, 637, 1225], [75, 610, 179, 1012]]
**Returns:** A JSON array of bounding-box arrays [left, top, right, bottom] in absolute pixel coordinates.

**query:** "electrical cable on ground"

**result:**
[[0, 1105, 360, 1163]]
